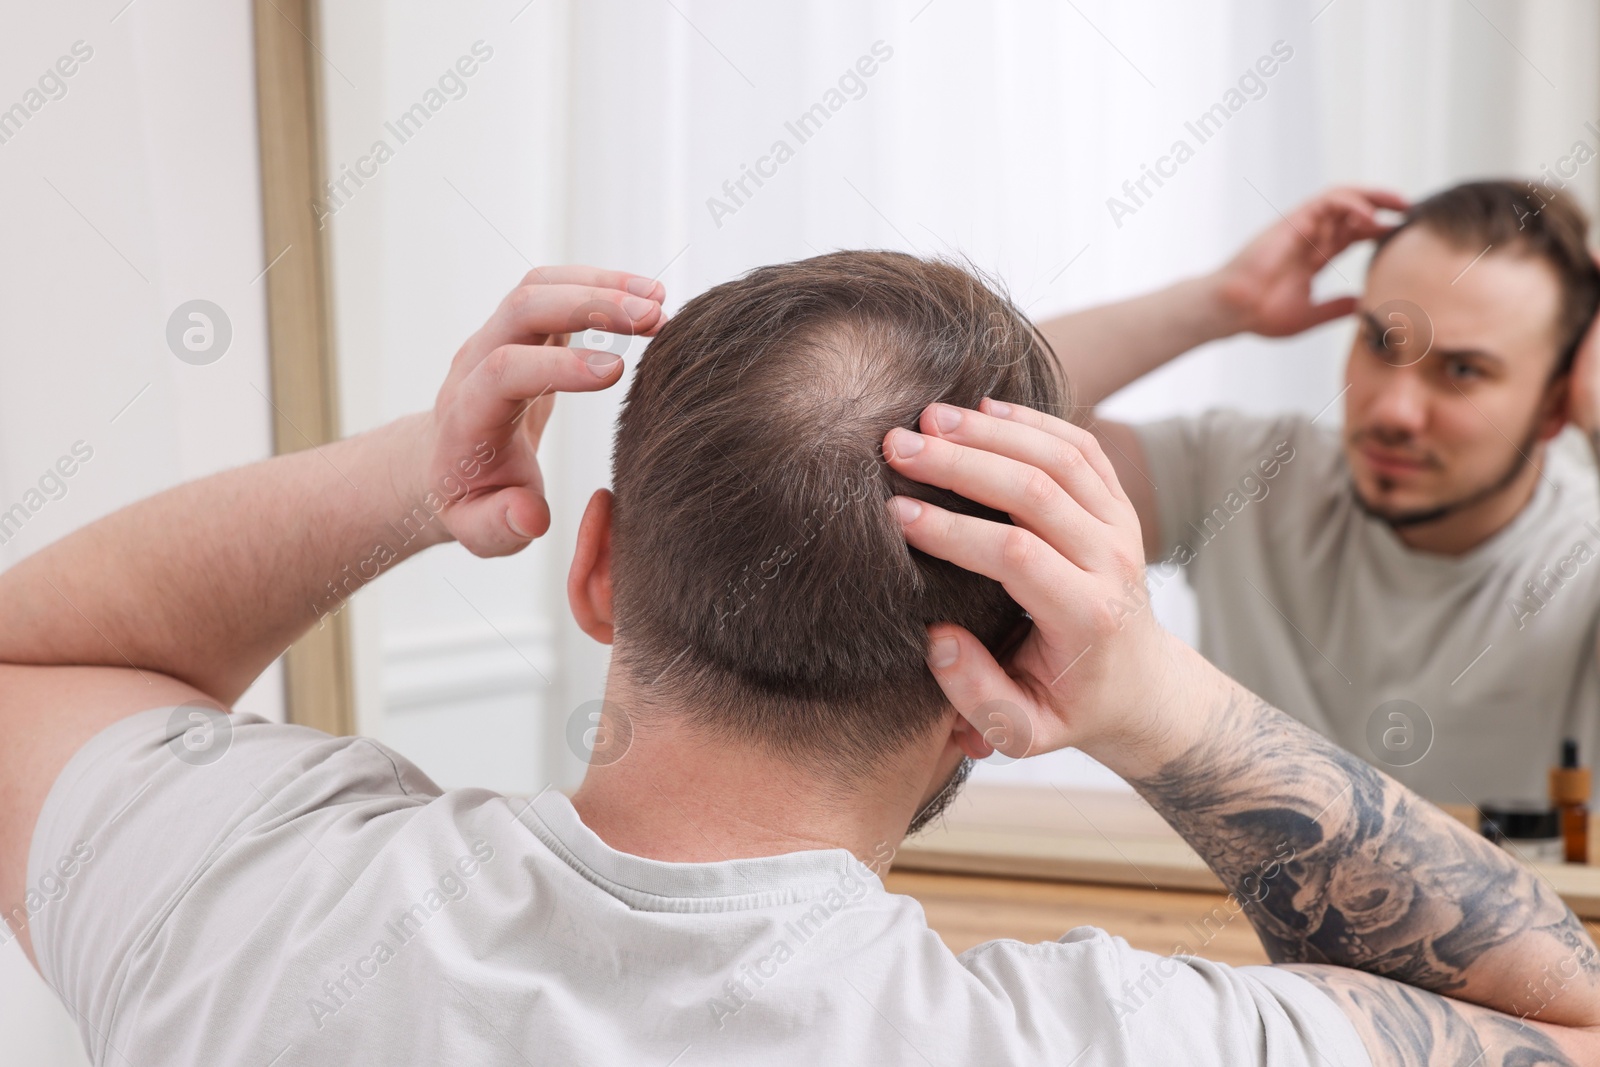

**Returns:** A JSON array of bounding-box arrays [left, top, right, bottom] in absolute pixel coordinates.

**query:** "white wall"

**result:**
[[0, 1, 278, 1062]]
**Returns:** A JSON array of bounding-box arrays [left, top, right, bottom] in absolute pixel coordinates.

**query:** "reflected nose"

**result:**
[[1362, 372, 1429, 442]]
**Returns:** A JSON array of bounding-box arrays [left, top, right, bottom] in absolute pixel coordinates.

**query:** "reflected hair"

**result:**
[[1373, 179, 1600, 375]]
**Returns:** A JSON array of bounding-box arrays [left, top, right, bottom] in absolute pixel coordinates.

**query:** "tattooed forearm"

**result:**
[[1284, 965, 1592, 1067], [1127, 686, 1600, 1025]]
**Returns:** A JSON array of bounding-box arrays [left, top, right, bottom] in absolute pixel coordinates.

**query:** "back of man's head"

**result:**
[[609, 250, 1067, 777], [1372, 179, 1600, 373]]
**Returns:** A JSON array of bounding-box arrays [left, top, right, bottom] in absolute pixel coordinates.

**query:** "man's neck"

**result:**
[[1391, 455, 1546, 555], [568, 680, 945, 868]]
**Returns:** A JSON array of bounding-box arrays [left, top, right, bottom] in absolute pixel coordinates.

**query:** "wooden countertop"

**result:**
[[888, 783, 1600, 953], [884, 870, 1279, 965]]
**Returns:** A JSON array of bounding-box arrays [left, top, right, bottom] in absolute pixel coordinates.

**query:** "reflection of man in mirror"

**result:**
[[1042, 180, 1600, 803]]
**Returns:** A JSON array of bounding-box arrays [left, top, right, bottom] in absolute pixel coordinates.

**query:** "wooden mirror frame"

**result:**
[[251, 0, 354, 736]]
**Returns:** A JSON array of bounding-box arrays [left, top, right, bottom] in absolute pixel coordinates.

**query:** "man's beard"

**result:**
[[1350, 420, 1541, 530], [904, 756, 974, 837]]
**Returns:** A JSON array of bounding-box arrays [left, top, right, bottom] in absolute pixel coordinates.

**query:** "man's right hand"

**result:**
[[1209, 185, 1408, 338], [889, 396, 1600, 1065], [884, 397, 1215, 779]]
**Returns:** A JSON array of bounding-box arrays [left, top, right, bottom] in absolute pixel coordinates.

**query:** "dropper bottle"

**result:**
[[1550, 739, 1591, 865]]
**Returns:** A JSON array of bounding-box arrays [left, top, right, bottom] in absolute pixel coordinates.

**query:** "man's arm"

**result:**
[[1129, 675, 1600, 1064], [0, 268, 662, 702], [1037, 187, 1405, 561], [1038, 186, 1406, 409], [1035, 273, 1242, 411], [1284, 965, 1596, 1067], [0, 414, 447, 705], [0, 265, 664, 963], [886, 397, 1600, 1064]]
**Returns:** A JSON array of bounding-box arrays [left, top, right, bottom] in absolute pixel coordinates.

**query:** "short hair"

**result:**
[[1371, 179, 1600, 374], [608, 250, 1069, 776]]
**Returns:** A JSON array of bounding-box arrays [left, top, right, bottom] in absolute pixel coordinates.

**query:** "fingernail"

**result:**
[[931, 404, 961, 433], [586, 351, 622, 377], [928, 635, 959, 669], [891, 497, 923, 524], [622, 296, 655, 321], [985, 398, 1012, 418], [625, 277, 657, 298], [507, 512, 532, 539], [888, 428, 924, 457]]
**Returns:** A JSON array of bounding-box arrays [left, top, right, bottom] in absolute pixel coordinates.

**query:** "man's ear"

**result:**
[[950, 708, 995, 761], [567, 489, 615, 644], [1540, 372, 1572, 442]]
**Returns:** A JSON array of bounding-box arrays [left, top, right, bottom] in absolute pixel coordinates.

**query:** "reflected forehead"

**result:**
[[1363, 227, 1563, 363]]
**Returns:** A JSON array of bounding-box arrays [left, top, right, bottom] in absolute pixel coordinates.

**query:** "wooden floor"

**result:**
[[886, 869, 1600, 967]]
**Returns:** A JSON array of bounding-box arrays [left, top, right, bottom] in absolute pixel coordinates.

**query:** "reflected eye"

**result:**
[[1362, 321, 1406, 363]]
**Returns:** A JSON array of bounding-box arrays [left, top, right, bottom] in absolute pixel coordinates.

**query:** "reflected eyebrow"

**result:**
[[1356, 311, 1506, 368], [1432, 346, 1505, 368]]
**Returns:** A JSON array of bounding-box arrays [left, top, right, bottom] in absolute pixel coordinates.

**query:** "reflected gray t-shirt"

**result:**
[[25, 707, 1369, 1066], [1136, 410, 1600, 804]]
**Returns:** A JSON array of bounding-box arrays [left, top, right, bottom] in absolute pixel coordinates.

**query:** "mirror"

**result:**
[[311, 0, 1600, 871]]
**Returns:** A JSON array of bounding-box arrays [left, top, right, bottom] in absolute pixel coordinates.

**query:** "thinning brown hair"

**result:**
[[1373, 179, 1600, 374], [608, 250, 1068, 776]]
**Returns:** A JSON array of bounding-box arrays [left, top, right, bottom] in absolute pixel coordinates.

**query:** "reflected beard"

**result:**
[[1351, 422, 1540, 530], [904, 756, 974, 838]]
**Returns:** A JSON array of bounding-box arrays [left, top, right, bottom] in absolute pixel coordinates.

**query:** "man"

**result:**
[[1, 254, 1597, 1064], [1042, 181, 1600, 802]]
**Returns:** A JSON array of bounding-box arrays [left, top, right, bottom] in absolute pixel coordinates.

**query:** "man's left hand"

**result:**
[[1210, 186, 1408, 338], [425, 266, 666, 557]]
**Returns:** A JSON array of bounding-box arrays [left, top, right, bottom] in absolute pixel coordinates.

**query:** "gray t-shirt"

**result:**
[[24, 706, 1369, 1066], [1137, 410, 1600, 804]]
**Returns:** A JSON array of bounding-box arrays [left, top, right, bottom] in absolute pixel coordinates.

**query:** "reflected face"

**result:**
[[1343, 227, 1567, 524]]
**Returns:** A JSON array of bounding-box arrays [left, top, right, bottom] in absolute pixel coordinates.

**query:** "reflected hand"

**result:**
[[425, 265, 666, 557], [1213, 186, 1408, 338]]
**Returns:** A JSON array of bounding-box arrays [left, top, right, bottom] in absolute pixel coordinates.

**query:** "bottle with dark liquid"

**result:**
[[1550, 738, 1591, 865]]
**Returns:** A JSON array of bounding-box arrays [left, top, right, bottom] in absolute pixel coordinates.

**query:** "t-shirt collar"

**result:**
[[518, 789, 887, 913]]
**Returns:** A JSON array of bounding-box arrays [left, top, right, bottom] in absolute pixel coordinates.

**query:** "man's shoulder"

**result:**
[[1136, 407, 1342, 473], [955, 927, 1370, 1066], [1157, 408, 1346, 516], [1546, 428, 1600, 516]]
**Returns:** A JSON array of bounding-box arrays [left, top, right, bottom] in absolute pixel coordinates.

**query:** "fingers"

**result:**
[[438, 343, 622, 459], [889, 493, 1085, 614], [971, 400, 1132, 507], [1300, 187, 1406, 258], [1301, 186, 1407, 227], [924, 624, 1044, 759], [1348, 186, 1409, 214], [516, 264, 665, 302], [1304, 199, 1382, 256], [910, 401, 1127, 524], [448, 484, 552, 558], [497, 283, 666, 342], [1302, 296, 1358, 329], [886, 425, 1117, 571]]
